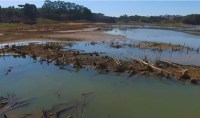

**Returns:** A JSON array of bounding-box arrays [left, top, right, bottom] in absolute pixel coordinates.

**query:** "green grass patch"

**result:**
[[0, 23, 26, 27], [37, 18, 58, 24]]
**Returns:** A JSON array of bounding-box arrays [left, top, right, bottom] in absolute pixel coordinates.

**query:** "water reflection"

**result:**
[[106, 28, 200, 48], [67, 41, 200, 66]]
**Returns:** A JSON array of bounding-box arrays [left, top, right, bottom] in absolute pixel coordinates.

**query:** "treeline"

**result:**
[[0, 0, 200, 25], [118, 15, 183, 24], [0, 4, 37, 24], [118, 14, 200, 25], [39, 0, 92, 21], [0, 0, 115, 24], [182, 14, 200, 25]]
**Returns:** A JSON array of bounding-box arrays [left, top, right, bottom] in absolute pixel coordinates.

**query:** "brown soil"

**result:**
[[45, 31, 123, 41], [0, 23, 121, 44]]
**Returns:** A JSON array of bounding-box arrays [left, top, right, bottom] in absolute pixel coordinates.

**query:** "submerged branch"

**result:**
[[1, 43, 200, 84]]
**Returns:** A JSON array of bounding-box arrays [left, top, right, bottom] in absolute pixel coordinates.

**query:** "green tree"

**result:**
[[23, 4, 37, 20], [183, 14, 200, 25], [0, 6, 2, 22], [39, 0, 93, 21]]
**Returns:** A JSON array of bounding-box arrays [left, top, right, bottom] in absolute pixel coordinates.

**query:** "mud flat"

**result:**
[[0, 30, 122, 44], [0, 23, 113, 43], [44, 31, 123, 41], [1, 43, 200, 84], [54, 27, 101, 33]]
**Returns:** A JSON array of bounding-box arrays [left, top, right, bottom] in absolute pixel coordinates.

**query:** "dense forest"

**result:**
[[0, 0, 200, 25]]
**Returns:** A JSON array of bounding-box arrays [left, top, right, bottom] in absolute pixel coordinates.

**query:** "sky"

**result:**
[[0, 0, 200, 17]]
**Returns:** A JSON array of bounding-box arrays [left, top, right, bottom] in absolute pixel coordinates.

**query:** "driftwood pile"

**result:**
[[0, 95, 34, 118], [109, 41, 200, 53], [41, 103, 75, 118], [0, 91, 93, 118], [0, 43, 200, 84], [41, 92, 92, 118]]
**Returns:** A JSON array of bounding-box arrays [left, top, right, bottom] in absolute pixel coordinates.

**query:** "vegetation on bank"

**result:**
[[0, 0, 200, 25]]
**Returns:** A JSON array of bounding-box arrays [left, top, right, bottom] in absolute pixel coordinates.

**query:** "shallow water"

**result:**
[[1, 28, 200, 117], [1, 38, 200, 66], [1, 56, 200, 118], [1, 28, 200, 66], [106, 28, 200, 48], [68, 41, 200, 66], [111, 25, 200, 31]]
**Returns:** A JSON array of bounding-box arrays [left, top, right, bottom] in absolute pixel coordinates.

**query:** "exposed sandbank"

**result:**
[[45, 31, 123, 41], [0, 31, 123, 45]]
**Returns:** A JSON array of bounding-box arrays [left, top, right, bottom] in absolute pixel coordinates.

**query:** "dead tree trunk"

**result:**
[[136, 59, 174, 78]]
